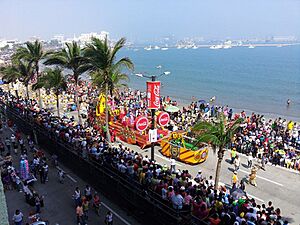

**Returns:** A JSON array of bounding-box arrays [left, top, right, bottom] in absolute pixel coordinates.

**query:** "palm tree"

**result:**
[[0, 65, 20, 98], [33, 68, 67, 117], [44, 41, 89, 124], [192, 114, 243, 189], [0, 61, 34, 99], [91, 69, 129, 96], [84, 37, 134, 141], [13, 40, 46, 108]]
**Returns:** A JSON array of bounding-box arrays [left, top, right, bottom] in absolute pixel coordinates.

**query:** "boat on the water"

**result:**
[[144, 46, 152, 51], [161, 47, 168, 51], [248, 45, 255, 49], [223, 45, 232, 49], [210, 45, 223, 49]]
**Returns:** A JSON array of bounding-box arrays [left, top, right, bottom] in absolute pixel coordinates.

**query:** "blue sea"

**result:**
[[120, 45, 300, 121]]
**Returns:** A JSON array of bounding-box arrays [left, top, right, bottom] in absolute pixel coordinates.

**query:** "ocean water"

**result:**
[[119, 46, 300, 121]]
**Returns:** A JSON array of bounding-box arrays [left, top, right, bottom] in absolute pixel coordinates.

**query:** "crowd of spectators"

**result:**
[[0, 88, 294, 225], [170, 101, 300, 172]]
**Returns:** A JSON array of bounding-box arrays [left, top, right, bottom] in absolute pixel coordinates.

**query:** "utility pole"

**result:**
[[151, 75, 155, 161]]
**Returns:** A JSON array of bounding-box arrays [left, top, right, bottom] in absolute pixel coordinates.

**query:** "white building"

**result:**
[[52, 35, 65, 43], [77, 31, 109, 44]]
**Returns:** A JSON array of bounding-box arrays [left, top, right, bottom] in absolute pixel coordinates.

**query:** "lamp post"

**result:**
[[135, 69, 171, 161]]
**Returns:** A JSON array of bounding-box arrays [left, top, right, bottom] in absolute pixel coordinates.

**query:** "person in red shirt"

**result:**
[[209, 213, 221, 225]]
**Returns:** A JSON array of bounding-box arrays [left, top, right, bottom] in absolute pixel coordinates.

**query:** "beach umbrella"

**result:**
[[198, 100, 206, 104], [165, 105, 180, 113], [275, 149, 286, 155], [231, 188, 246, 200]]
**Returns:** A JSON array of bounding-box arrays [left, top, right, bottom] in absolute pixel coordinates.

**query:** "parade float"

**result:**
[[160, 132, 209, 164], [94, 94, 170, 149]]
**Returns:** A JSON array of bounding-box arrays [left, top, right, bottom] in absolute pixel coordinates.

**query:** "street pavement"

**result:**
[[2, 123, 141, 225], [120, 142, 300, 225]]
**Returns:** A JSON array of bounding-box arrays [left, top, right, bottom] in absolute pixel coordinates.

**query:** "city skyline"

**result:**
[[0, 0, 300, 41]]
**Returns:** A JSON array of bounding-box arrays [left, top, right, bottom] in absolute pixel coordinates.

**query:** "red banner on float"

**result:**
[[147, 81, 161, 109]]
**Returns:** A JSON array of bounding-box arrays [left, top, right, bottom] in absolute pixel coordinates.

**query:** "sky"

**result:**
[[0, 0, 300, 41]]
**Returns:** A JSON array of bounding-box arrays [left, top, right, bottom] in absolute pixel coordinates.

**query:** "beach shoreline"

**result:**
[[129, 86, 300, 123]]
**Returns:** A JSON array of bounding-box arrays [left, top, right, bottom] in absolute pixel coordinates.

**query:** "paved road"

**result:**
[[2, 124, 141, 225], [121, 142, 300, 225]]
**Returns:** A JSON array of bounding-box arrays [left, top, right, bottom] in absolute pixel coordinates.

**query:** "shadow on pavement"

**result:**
[[241, 163, 249, 169], [227, 167, 235, 172], [225, 159, 232, 164]]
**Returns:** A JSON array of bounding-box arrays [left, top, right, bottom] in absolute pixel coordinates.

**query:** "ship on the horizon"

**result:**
[[144, 45, 152, 51], [210, 44, 223, 49]]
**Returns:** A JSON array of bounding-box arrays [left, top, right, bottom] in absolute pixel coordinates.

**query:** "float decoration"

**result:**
[[135, 116, 149, 132], [157, 112, 170, 127], [96, 94, 106, 116], [20, 158, 29, 179], [160, 132, 209, 164]]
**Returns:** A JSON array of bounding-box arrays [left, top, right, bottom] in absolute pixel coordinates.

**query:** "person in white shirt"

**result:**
[[194, 170, 203, 183], [161, 185, 168, 200], [73, 187, 81, 206], [105, 211, 113, 225], [171, 193, 183, 210], [208, 176, 215, 187], [142, 155, 150, 164], [12, 209, 23, 225], [170, 158, 176, 173], [234, 155, 240, 171]]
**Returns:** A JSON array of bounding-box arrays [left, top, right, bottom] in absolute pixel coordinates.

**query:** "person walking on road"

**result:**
[[0, 140, 5, 156], [231, 148, 237, 164], [58, 169, 65, 184], [84, 185, 92, 201], [11, 134, 16, 147], [39, 165, 45, 184], [93, 192, 101, 215], [232, 171, 238, 189], [170, 158, 176, 173], [35, 194, 41, 213], [76, 203, 86, 225], [12, 209, 23, 225], [42, 162, 49, 182], [249, 166, 258, 187], [247, 153, 253, 168], [73, 187, 81, 207], [261, 154, 266, 171], [105, 211, 113, 225], [233, 155, 240, 171], [82, 198, 89, 221], [5, 137, 11, 154]]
